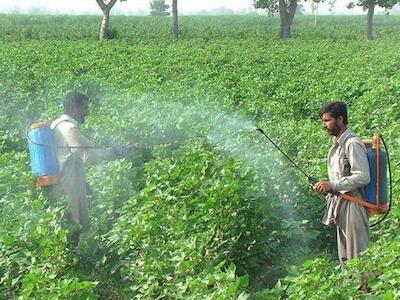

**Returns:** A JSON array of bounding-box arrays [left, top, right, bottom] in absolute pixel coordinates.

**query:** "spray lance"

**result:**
[[255, 128, 316, 187], [255, 127, 392, 227]]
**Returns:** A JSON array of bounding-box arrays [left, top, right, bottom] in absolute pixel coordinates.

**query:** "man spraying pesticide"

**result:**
[[28, 91, 133, 246], [256, 101, 392, 292], [314, 102, 370, 268]]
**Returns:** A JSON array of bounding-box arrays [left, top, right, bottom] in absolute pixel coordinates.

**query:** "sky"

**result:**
[[1, 0, 254, 14], [0, 0, 394, 15]]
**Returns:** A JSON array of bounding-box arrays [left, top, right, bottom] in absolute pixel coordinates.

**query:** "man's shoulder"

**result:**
[[344, 132, 367, 153], [341, 128, 361, 143], [51, 115, 77, 131]]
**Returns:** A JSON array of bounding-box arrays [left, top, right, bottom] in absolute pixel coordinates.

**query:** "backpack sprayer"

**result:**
[[28, 122, 60, 187], [255, 128, 392, 227]]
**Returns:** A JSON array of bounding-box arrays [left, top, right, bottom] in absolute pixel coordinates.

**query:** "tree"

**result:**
[[309, 0, 335, 27], [254, 0, 298, 39], [310, 1, 318, 26], [96, 0, 126, 40], [150, 0, 170, 16], [347, 0, 400, 40], [296, 3, 305, 15], [171, 0, 179, 41], [328, 0, 337, 12]]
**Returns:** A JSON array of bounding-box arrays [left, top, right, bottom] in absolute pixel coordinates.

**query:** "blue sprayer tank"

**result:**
[[27, 122, 60, 187], [363, 134, 387, 206]]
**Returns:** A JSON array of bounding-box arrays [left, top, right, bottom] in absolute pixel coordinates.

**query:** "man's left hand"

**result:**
[[313, 181, 333, 194]]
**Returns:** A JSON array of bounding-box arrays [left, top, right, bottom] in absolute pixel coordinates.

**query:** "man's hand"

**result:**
[[313, 181, 333, 194]]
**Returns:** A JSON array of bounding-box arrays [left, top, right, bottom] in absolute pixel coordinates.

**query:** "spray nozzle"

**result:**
[[255, 127, 265, 134]]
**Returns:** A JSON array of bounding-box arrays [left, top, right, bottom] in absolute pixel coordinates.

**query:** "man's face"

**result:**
[[321, 112, 341, 137], [75, 99, 89, 124]]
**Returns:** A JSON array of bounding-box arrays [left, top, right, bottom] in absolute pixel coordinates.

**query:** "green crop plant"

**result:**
[[0, 14, 399, 298]]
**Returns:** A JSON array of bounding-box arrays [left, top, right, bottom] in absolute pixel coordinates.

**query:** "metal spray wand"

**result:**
[[255, 128, 316, 186]]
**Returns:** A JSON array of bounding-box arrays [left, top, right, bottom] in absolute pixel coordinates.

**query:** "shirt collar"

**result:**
[[332, 128, 351, 147], [61, 114, 79, 127]]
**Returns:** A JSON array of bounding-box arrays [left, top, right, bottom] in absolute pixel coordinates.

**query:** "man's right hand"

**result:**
[[313, 180, 333, 194]]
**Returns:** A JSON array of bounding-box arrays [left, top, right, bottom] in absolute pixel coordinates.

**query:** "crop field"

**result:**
[[0, 14, 399, 298]]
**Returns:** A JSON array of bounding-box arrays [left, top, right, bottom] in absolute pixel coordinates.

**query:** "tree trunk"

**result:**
[[100, 9, 110, 40], [96, 0, 118, 40], [278, 0, 297, 39], [366, 2, 375, 40], [280, 18, 291, 39], [314, 3, 318, 27], [172, 0, 179, 41], [311, 2, 318, 27]]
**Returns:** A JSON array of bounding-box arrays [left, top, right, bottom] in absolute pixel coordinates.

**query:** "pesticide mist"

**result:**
[[86, 92, 304, 217]]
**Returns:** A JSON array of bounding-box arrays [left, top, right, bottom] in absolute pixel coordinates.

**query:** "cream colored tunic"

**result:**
[[50, 114, 114, 231], [51, 114, 114, 170], [322, 128, 370, 263]]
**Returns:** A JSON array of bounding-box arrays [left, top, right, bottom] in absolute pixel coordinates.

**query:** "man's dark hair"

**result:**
[[63, 91, 88, 113], [319, 101, 348, 125]]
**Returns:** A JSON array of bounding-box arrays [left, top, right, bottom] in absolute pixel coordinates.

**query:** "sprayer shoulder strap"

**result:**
[[339, 193, 376, 209], [342, 133, 368, 200], [51, 119, 74, 131], [339, 136, 370, 206]]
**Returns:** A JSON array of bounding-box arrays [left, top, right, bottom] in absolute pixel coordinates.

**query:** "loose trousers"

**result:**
[[323, 193, 369, 265], [48, 152, 90, 233]]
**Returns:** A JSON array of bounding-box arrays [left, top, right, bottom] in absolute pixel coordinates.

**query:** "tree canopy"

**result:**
[[150, 0, 170, 16]]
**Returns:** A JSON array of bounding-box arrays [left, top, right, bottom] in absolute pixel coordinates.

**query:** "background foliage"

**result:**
[[0, 14, 399, 298]]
